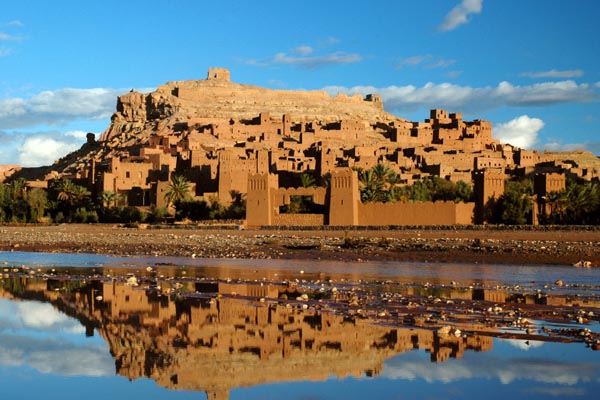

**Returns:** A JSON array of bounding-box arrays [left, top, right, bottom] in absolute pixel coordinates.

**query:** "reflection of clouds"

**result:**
[[525, 386, 586, 397], [0, 299, 84, 333], [17, 301, 85, 333], [383, 352, 597, 386], [0, 334, 114, 376], [0, 299, 114, 377], [505, 339, 544, 351]]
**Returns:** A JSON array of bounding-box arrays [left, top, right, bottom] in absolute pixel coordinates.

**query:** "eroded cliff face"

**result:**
[[100, 90, 179, 142], [99, 76, 393, 144]]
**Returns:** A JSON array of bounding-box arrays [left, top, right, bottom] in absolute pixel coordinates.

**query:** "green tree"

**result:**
[[165, 175, 191, 207], [358, 164, 399, 203], [99, 191, 121, 208], [26, 188, 47, 222], [56, 179, 77, 206], [541, 190, 567, 224], [7, 178, 29, 222], [72, 185, 91, 208], [53, 179, 91, 221], [300, 173, 316, 188], [563, 181, 600, 224], [497, 180, 534, 225]]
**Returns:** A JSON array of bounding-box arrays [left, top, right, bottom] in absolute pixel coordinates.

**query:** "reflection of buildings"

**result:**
[[1, 277, 493, 400]]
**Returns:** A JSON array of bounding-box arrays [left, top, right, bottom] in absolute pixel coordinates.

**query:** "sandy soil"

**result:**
[[1, 224, 599, 266]]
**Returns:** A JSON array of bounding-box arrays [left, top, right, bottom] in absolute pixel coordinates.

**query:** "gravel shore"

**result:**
[[1, 224, 599, 266]]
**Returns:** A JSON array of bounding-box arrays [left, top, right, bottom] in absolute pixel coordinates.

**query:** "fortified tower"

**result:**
[[473, 169, 505, 224], [328, 168, 359, 226], [246, 173, 278, 226], [207, 67, 231, 81]]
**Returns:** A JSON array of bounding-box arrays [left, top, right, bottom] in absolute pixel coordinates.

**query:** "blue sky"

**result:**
[[1, 0, 599, 166]]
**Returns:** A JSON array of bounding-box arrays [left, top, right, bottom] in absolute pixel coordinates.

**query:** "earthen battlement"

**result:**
[[207, 67, 231, 81]]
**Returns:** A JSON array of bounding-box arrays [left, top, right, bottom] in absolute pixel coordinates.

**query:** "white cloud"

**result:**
[[294, 45, 313, 55], [542, 140, 600, 153], [65, 130, 89, 139], [17, 134, 82, 167], [0, 32, 16, 41], [0, 87, 125, 129], [6, 20, 24, 27], [246, 39, 361, 70], [322, 80, 595, 115], [398, 55, 430, 67], [446, 70, 463, 78], [397, 54, 456, 70], [0, 47, 11, 57], [319, 36, 340, 46], [521, 69, 584, 79], [494, 115, 545, 149], [438, 0, 483, 32], [248, 51, 362, 69]]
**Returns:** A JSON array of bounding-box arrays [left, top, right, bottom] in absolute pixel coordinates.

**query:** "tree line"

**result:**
[[356, 164, 600, 225], [0, 176, 245, 224], [2, 168, 599, 225], [485, 177, 600, 225], [356, 164, 473, 204]]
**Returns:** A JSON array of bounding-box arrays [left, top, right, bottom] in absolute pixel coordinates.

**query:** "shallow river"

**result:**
[[1, 251, 599, 400]]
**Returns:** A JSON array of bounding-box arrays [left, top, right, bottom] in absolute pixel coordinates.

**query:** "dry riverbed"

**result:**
[[1, 224, 599, 266]]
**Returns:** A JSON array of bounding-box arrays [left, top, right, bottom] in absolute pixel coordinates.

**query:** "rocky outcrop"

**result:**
[[99, 74, 393, 143]]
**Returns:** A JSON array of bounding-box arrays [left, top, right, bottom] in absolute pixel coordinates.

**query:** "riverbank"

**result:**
[[1, 224, 599, 266]]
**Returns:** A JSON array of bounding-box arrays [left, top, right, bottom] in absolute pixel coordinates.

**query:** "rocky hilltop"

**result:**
[[100, 67, 393, 143]]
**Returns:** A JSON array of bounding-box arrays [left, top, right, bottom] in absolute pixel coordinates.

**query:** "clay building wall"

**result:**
[[218, 155, 258, 204], [351, 156, 380, 171], [434, 127, 462, 144], [358, 201, 474, 225], [273, 213, 326, 226], [465, 120, 492, 140], [534, 172, 566, 196], [474, 155, 506, 170], [515, 149, 540, 167], [274, 156, 316, 173], [102, 157, 153, 193]]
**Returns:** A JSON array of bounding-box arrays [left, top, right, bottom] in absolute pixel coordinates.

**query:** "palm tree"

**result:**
[[165, 175, 191, 206], [56, 179, 77, 206], [100, 191, 120, 208], [565, 182, 599, 224], [359, 168, 383, 202], [542, 190, 566, 223], [300, 173, 316, 188], [72, 185, 91, 207], [10, 178, 27, 201]]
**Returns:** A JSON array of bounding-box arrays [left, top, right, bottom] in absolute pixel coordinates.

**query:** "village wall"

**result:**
[[273, 213, 326, 226], [358, 201, 474, 225]]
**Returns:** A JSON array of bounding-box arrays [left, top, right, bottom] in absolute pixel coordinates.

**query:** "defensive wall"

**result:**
[[247, 168, 475, 227]]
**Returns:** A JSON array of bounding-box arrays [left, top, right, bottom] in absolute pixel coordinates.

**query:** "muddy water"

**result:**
[[0, 251, 599, 400]]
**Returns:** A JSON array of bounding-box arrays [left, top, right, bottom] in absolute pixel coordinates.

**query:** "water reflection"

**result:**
[[0, 267, 599, 400], [0, 276, 493, 399]]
